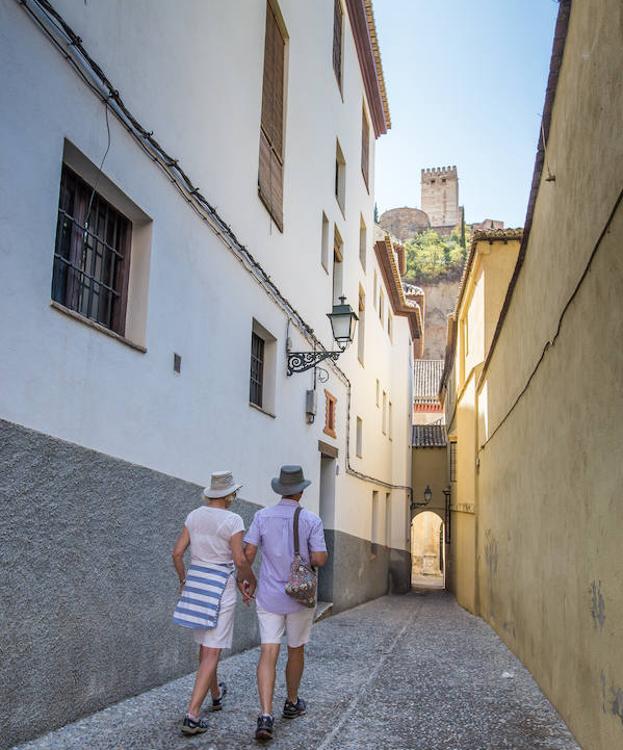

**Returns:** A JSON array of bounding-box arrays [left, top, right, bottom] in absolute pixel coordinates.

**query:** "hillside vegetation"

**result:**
[[404, 229, 469, 283]]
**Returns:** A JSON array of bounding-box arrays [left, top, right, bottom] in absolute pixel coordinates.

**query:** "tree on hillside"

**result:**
[[404, 229, 469, 283]]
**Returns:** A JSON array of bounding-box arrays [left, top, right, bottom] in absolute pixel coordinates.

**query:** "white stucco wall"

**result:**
[[0, 0, 412, 550]]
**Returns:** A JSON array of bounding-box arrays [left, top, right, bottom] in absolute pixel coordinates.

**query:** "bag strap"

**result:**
[[293, 505, 302, 557]]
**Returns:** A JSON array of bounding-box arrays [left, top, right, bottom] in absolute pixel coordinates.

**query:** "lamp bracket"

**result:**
[[287, 350, 342, 376]]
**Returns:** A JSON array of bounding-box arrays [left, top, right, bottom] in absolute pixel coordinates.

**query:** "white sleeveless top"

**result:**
[[185, 506, 245, 565]]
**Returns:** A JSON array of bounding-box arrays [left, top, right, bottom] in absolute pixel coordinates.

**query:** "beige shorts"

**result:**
[[192, 576, 237, 649], [257, 604, 315, 647]]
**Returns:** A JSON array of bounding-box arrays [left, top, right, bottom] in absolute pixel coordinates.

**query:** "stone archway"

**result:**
[[411, 511, 445, 589]]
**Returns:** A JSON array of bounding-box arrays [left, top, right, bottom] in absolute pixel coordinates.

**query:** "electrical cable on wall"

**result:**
[[479, 185, 623, 453], [17, 0, 413, 503]]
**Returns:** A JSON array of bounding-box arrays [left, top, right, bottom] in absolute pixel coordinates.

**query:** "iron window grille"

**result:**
[[52, 166, 131, 334], [250, 332, 265, 408], [449, 441, 457, 482]]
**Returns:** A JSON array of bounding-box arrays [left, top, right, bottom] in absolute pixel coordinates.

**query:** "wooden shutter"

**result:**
[[258, 3, 285, 231], [333, 0, 342, 86], [361, 108, 370, 189]]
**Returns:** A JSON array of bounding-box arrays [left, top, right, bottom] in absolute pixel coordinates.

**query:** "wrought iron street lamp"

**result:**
[[287, 296, 358, 375], [410, 484, 433, 511]]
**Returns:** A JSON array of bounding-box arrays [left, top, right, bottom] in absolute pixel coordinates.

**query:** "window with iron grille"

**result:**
[[449, 441, 457, 482], [249, 332, 265, 408], [52, 166, 131, 334]]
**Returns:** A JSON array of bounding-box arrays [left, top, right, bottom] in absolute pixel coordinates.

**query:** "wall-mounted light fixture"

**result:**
[[411, 484, 433, 511], [287, 296, 358, 375]]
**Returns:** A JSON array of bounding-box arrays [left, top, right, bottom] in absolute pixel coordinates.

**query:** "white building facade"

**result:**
[[0, 1, 420, 744]]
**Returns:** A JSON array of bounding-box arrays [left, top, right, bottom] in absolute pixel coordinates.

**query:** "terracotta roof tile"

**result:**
[[412, 424, 447, 448], [414, 359, 444, 403]]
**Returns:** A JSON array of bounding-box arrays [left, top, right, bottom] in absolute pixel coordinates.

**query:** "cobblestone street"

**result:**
[[13, 592, 579, 750]]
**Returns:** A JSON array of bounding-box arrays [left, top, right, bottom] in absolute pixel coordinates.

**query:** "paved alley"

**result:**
[[13, 592, 579, 750]]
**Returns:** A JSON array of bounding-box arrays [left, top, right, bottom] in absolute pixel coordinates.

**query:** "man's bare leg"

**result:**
[[285, 645, 305, 704], [257, 643, 280, 715]]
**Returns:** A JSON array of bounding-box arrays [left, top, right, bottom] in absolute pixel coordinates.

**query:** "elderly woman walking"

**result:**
[[172, 471, 256, 735]]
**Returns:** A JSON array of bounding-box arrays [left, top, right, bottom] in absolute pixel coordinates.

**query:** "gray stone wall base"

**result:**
[[319, 529, 411, 613], [0, 419, 261, 749]]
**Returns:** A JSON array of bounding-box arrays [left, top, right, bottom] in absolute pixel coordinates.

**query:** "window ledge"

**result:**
[[249, 402, 276, 419], [50, 301, 146, 353]]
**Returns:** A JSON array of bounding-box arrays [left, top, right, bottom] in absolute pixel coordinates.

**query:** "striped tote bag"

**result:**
[[173, 562, 233, 630]]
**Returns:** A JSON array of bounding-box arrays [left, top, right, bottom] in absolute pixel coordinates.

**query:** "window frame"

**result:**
[[258, 1, 288, 231], [361, 106, 370, 191], [324, 389, 337, 439], [332, 0, 343, 91], [335, 139, 346, 217], [356, 416, 363, 458]]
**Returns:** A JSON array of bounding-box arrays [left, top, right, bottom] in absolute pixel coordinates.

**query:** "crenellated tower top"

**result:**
[[420, 165, 460, 228]]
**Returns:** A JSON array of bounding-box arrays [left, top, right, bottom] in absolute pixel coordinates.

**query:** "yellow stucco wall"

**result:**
[[476, 2, 623, 747]]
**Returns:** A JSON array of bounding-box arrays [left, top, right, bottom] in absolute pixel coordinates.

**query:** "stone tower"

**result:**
[[421, 166, 459, 229]]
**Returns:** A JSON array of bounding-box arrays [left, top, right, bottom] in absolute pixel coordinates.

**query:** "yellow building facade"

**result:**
[[440, 1, 623, 747], [441, 229, 522, 612]]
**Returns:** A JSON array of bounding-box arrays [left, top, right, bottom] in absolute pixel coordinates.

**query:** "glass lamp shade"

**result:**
[[327, 297, 358, 347], [423, 485, 433, 504]]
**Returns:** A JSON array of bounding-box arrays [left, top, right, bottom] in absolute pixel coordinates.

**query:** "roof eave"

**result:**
[[346, 0, 391, 137]]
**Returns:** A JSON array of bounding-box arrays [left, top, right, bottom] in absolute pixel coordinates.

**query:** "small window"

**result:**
[[387, 311, 393, 340], [371, 490, 379, 556], [356, 417, 363, 458], [361, 107, 370, 190], [332, 226, 344, 304], [332, 0, 343, 89], [324, 389, 337, 438], [385, 492, 392, 548], [373, 270, 378, 309], [382, 391, 387, 434], [376, 379, 380, 407], [449, 441, 457, 482], [379, 289, 385, 325], [359, 215, 367, 270], [53, 166, 131, 335], [357, 286, 366, 365], [321, 212, 330, 272], [335, 140, 346, 215], [388, 401, 393, 441], [249, 319, 277, 414]]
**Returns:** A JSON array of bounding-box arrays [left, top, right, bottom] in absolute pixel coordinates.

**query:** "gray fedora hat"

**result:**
[[271, 465, 311, 496], [203, 471, 243, 499]]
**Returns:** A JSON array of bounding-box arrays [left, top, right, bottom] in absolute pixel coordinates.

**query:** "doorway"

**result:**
[[317, 450, 336, 603], [411, 511, 445, 589]]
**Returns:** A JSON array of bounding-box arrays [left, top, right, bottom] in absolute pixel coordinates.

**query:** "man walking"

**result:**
[[244, 465, 328, 742]]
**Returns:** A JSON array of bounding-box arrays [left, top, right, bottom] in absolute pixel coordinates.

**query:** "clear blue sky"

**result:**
[[373, 0, 559, 227]]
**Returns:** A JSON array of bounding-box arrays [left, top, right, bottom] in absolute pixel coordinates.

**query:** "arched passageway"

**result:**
[[411, 511, 445, 589]]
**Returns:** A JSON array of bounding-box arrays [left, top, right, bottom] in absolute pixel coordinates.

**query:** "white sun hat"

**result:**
[[203, 471, 243, 499]]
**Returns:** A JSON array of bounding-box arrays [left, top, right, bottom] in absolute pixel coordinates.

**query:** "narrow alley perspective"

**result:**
[[1, 0, 621, 749], [13, 594, 579, 750]]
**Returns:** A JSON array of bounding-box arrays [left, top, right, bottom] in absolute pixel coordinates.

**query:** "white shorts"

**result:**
[[192, 576, 237, 649], [257, 604, 315, 647]]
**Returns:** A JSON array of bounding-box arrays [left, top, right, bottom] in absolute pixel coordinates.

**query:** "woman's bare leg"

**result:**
[[188, 646, 221, 717]]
